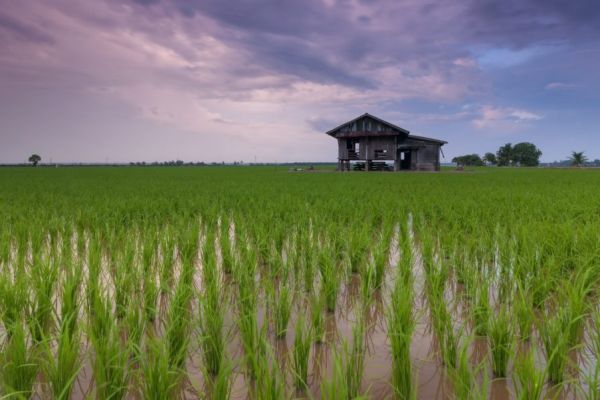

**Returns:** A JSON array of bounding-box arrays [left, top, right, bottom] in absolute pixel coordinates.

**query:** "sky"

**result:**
[[1, 0, 600, 163]]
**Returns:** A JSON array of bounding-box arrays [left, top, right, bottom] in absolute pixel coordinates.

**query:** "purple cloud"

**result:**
[[0, 0, 599, 163]]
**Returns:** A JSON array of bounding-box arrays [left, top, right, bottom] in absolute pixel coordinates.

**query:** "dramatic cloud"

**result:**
[[472, 106, 543, 130], [1, 0, 600, 163]]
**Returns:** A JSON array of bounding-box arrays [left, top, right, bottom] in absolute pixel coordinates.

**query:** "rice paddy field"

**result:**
[[2, 166, 600, 399]]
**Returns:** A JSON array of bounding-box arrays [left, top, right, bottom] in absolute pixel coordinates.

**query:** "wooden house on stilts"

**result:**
[[325, 113, 447, 171]]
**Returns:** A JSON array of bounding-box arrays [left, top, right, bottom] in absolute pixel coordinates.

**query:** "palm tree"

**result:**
[[569, 151, 587, 167]]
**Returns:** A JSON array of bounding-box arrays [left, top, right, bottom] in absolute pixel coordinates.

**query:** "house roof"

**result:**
[[325, 113, 410, 136], [325, 113, 446, 145], [409, 134, 448, 145]]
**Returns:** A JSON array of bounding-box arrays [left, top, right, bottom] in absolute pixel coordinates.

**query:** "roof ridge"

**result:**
[[325, 113, 409, 136]]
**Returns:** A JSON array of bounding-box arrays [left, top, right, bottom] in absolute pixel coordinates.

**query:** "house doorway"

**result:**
[[399, 150, 412, 170]]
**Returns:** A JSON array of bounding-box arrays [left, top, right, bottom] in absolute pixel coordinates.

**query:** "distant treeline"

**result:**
[[0, 161, 336, 168], [452, 142, 543, 167]]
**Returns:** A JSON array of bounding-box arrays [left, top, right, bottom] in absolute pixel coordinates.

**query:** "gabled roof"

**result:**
[[325, 113, 446, 145], [325, 113, 410, 136]]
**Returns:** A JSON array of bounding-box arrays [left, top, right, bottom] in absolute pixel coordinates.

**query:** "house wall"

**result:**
[[337, 137, 398, 160], [336, 135, 442, 171], [404, 138, 441, 171]]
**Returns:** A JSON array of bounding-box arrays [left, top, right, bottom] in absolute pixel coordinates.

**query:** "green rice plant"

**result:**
[[589, 306, 600, 366], [360, 260, 377, 306], [41, 315, 81, 400], [561, 270, 594, 347], [199, 270, 225, 376], [320, 348, 349, 400], [345, 315, 366, 399], [423, 255, 448, 309], [513, 346, 546, 400], [319, 248, 340, 313], [159, 235, 175, 294], [348, 228, 369, 274], [164, 279, 192, 370], [580, 360, 600, 400], [143, 269, 159, 322], [310, 289, 326, 343], [448, 338, 489, 400], [237, 301, 263, 380], [372, 237, 390, 290], [254, 343, 286, 400], [125, 297, 145, 360], [89, 321, 131, 400], [113, 245, 134, 319], [28, 255, 57, 342], [387, 273, 416, 399], [291, 315, 312, 390], [269, 280, 292, 338], [208, 357, 234, 400], [59, 270, 81, 340], [0, 273, 27, 336], [0, 321, 39, 399], [472, 281, 490, 337], [139, 336, 180, 400], [488, 305, 513, 377], [539, 307, 570, 384], [300, 241, 315, 293], [430, 297, 458, 369], [220, 216, 234, 274], [513, 285, 534, 341]]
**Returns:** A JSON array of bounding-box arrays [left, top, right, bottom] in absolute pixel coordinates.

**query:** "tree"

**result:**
[[28, 154, 41, 167], [569, 151, 588, 167], [483, 152, 497, 165], [452, 154, 484, 167], [496, 143, 513, 166], [512, 142, 542, 166], [496, 143, 542, 167]]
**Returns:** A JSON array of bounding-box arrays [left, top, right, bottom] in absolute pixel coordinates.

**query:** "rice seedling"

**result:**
[[207, 357, 234, 400], [0, 273, 27, 336], [488, 305, 513, 377], [310, 289, 326, 343], [448, 338, 489, 400], [373, 236, 390, 289], [472, 279, 490, 337], [237, 298, 263, 380], [539, 307, 571, 384], [220, 216, 235, 274], [319, 248, 340, 313], [320, 348, 350, 400], [346, 316, 367, 398], [139, 336, 181, 400], [580, 360, 600, 400], [0, 321, 38, 399], [513, 285, 534, 341], [513, 346, 546, 400], [143, 268, 159, 322], [199, 269, 225, 376], [254, 343, 286, 400], [89, 320, 131, 400], [164, 278, 193, 370], [269, 279, 293, 339], [28, 255, 57, 342], [41, 315, 81, 400], [291, 315, 312, 390], [387, 269, 416, 399]]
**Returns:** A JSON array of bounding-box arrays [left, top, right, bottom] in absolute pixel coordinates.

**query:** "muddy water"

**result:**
[[12, 227, 589, 400]]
